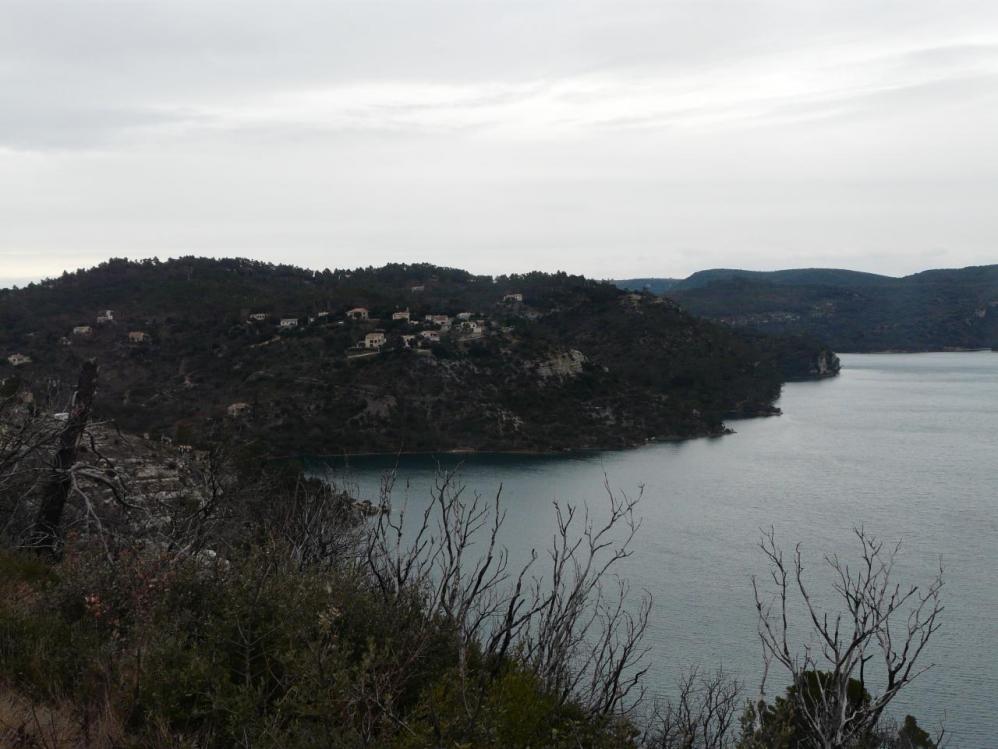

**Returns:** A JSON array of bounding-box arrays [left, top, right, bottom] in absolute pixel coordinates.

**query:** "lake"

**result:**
[[316, 352, 998, 746]]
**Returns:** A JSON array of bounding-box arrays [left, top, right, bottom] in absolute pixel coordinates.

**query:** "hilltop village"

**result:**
[[250, 290, 521, 357], [7, 291, 523, 368]]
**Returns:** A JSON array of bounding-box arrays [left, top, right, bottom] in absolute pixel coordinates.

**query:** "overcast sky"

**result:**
[[2, 0, 997, 285]]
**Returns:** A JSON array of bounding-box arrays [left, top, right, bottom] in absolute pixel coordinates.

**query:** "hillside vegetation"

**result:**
[[618, 265, 998, 352], [0, 393, 942, 749], [0, 258, 836, 455]]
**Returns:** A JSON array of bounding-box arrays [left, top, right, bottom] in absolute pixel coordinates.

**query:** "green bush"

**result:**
[[0, 541, 634, 748]]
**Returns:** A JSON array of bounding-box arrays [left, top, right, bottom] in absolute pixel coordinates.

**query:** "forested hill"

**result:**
[[610, 277, 682, 295], [617, 265, 998, 352], [0, 257, 837, 454]]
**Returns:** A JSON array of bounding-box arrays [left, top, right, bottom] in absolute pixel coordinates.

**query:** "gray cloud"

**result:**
[[2, 1, 998, 281]]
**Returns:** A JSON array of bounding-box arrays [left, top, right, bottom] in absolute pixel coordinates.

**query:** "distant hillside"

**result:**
[[675, 268, 898, 290], [0, 258, 837, 455], [621, 265, 998, 352], [614, 277, 683, 294], [614, 269, 893, 294]]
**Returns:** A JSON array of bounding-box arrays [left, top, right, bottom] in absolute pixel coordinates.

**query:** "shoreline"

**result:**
[[291, 403, 814, 463], [299, 427, 747, 462], [839, 347, 995, 354]]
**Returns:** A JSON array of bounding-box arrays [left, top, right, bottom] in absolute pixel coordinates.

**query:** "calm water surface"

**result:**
[[318, 353, 998, 746]]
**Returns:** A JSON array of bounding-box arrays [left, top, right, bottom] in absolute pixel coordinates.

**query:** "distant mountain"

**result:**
[[624, 265, 998, 352], [675, 268, 898, 290], [0, 257, 837, 455], [614, 277, 683, 294]]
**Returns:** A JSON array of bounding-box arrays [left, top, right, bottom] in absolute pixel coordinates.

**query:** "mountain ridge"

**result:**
[[615, 264, 998, 352]]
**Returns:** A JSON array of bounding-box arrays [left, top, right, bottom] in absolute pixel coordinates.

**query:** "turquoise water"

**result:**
[[317, 352, 998, 746]]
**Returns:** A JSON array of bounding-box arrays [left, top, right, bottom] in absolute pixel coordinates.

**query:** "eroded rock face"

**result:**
[[67, 426, 215, 539], [812, 350, 841, 377], [536, 349, 587, 379]]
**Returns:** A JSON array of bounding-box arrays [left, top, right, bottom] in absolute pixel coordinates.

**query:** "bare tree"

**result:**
[[358, 466, 652, 739], [270, 474, 367, 570], [519, 477, 652, 717], [29, 360, 100, 554], [2, 362, 196, 559], [1, 365, 126, 552], [648, 668, 742, 749], [752, 527, 944, 749], [0, 379, 61, 539]]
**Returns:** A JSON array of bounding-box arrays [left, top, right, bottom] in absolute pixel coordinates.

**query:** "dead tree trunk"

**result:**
[[31, 359, 98, 555]]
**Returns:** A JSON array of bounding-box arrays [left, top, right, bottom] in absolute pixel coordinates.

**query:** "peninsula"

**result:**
[[0, 258, 839, 455]]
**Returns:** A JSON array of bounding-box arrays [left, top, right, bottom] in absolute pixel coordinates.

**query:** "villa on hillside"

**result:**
[[392, 310, 411, 321], [7, 353, 31, 367], [411, 285, 425, 293], [420, 330, 440, 342], [347, 307, 369, 320], [248, 312, 268, 321], [227, 402, 252, 418], [456, 312, 473, 320], [280, 318, 299, 328], [128, 331, 150, 343], [364, 331, 386, 349], [459, 320, 482, 334], [73, 325, 94, 337], [96, 310, 114, 324], [426, 314, 450, 327], [502, 293, 523, 303], [624, 293, 643, 307]]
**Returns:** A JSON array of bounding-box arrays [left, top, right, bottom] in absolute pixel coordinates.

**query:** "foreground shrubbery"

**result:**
[[0, 385, 946, 747], [0, 539, 639, 748], [0, 434, 652, 748], [0, 520, 944, 747]]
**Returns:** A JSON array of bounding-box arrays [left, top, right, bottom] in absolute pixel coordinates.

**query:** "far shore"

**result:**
[[298, 428, 744, 463], [840, 347, 995, 354]]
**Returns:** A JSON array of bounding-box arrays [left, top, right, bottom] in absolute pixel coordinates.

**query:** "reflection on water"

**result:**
[[315, 352, 998, 746]]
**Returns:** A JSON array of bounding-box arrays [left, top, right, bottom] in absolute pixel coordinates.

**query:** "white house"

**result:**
[[459, 320, 482, 334], [347, 307, 369, 320], [427, 314, 450, 326], [248, 312, 268, 321], [7, 353, 31, 366], [72, 325, 94, 337], [502, 293, 523, 303], [456, 312, 473, 321], [392, 310, 411, 321], [411, 285, 425, 293], [280, 318, 299, 328], [420, 330, 440, 342], [364, 331, 387, 349], [316, 311, 329, 318], [96, 309, 114, 324], [227, 402, 252, 417]]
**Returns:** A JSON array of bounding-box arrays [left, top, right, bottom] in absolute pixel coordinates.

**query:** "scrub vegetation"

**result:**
[[0, 371, 944, 748]]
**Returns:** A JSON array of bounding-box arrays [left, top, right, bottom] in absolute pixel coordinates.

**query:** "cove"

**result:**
[[315, 352, 998, 746]]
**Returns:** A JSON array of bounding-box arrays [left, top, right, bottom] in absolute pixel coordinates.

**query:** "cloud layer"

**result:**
[[2, 1, 997, 283]]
